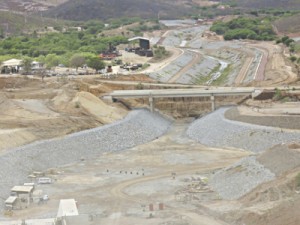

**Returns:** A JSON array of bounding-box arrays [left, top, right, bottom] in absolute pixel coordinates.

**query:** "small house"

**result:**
[[1, 59, 22, 74]]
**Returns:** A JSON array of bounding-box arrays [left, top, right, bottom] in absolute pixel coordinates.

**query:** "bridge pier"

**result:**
[[149, 96, 155, 112], [210, 95, 215, 111]]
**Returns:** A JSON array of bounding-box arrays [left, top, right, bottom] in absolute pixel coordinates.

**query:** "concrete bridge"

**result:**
[[107, 88, 259, 112]]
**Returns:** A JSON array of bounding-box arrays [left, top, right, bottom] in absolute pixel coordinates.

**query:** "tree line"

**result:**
[[210, 17, 276, 41], [0, 26, 129, 71]]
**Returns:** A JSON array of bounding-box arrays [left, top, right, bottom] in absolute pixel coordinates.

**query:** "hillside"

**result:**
[[215, 0, 300, 9], [274, 14, 300, 34], [0, 11, 68, 36], [0, 0, 67, 12], [44, 0, 198, 21]]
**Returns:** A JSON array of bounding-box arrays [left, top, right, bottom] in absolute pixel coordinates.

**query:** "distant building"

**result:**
[[127, 37, 153, 57], [0, 59, 44, 74], [0, 59, 22, 74], [31, 61, 43, 70], [128, 37, 151, 50]]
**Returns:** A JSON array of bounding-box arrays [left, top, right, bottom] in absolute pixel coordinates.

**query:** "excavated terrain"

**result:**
[[0, 20, 300, 224]]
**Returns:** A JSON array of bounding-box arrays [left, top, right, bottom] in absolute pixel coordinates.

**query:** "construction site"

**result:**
[[0, 20, 300, 225]]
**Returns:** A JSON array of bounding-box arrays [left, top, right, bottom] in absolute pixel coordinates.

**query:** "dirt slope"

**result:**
[[0, 77, 127, 152], [73, 91, 126, 124]]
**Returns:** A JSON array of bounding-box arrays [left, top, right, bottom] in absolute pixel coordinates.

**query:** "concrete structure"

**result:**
[[109, 88, 256, 112], [57, 199, 79, 217], [11, 185, 34, 206], [128, 37, 153, 57], [0, 199, 79, 225], [128, 37, 150, 50], [0, 219, 55, 225], [31, 61, 43, 70], [5, 196, 17, 210]]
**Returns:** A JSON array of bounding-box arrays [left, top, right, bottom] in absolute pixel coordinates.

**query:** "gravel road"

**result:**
[[0, 109, 172, 208], [187, 107, 300, 152], [225, 107, 300, 130]]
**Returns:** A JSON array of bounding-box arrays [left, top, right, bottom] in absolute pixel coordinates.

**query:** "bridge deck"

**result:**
[[110, 88, 256, 98]]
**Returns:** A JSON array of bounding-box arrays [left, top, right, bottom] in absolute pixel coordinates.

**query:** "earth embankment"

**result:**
[[0, 109, 171, 208]]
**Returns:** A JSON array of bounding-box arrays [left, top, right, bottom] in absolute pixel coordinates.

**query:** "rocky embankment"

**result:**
[[187, 107, 300, 199], [0, 109, 171, 208], [187, 107, 300, 152]]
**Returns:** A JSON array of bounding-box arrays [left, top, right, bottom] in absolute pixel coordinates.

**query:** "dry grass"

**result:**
[[274, 14, 300, 34]]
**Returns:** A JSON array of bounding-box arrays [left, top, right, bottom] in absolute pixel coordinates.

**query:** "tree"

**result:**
[[36, 68, 47, 82], [87, 56, 105, 71], [70, 54, 85, 71], [45, 54, 60, 69], [296, 58, 300, 78], [0, 27, 4, 38], [22, 57, 32, 75], [290, 56, 297, 62]]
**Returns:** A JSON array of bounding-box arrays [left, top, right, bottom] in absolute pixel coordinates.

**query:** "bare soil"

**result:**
[[225, 106, 300, 130], [0, 77, 127, 151], [1, 22, 300, 225]]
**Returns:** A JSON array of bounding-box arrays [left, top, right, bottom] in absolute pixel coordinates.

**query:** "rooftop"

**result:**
[[5, 196, 17, 204], [57, 199, 79, 217], [11, 185, 34, 193], [1, 59, 22, 67], [128, 36, 150, 42]]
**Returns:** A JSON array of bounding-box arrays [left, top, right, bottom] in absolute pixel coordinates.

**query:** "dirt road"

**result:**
[[250, 42, 297, 85]]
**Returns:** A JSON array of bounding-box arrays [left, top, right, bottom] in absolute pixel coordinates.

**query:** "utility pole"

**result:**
[[24, 12, 27, 24]]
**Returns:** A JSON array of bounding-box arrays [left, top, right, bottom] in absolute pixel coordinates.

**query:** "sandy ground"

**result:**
[[142, 46, 184, 74], [2, 119, 248, 224], [0, 77, 127, 152], [2, 117, 300, 225], [249, 42, 298, 86], [224, 103, 300, 130], [236, 103, 300, 116]]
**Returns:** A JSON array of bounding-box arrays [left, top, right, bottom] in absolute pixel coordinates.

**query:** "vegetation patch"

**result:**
[[296, 173, 300, 188], [128, 20, 163, 36], [153, 46, 170, 60], [211, 17, 276, 41], [212, 64, 232, 85], [273, 88, 284, 101], [194, 63, 221, 85]]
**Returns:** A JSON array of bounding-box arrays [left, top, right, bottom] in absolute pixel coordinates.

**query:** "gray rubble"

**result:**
[[0, 109, 172, 208], [149, 51, 193, 82], [176, 54, 219, 84], [188, 107, 300, 200], [187, 107, 300, 152], [209, 156, 275, 200]]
